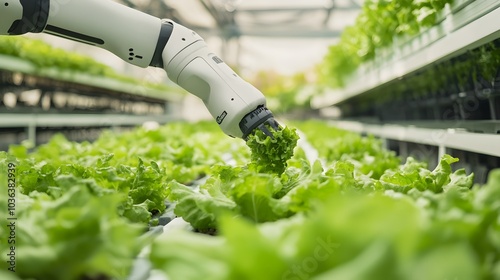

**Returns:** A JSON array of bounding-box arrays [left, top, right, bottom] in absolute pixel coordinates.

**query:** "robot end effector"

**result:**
[[0, 0, 281, 139]]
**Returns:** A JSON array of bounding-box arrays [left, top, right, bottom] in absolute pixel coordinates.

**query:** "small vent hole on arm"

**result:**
[[5, 3, 9, 6]]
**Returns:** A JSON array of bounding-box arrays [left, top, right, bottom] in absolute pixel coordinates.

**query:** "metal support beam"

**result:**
[[27, 122, 36, 146], [239, 28, 342, 38], [235, 6, 360, 14], [0, 114, 178, 128]]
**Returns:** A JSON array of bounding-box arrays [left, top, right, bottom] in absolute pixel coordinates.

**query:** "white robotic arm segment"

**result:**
[[44, 0, 161, 68], [1, 0, 161, 67], [0, 0, 281, 139], [173, 46, 269, 138], [160, 21, 273, 138]]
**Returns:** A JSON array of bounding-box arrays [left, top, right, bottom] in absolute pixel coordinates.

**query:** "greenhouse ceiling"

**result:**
[[26, 0, 363, 79], [116, 0, 363, 39], [110, 0, 363, 74]]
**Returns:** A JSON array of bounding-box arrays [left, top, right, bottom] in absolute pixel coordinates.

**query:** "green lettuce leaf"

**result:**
[[291, 120, 400, 179], [407, 243, 480, 280], [313, 241, 398, 280], [150, 229, 230, 280], [168, 165, 293, 229], [220, 215, 290, 280], [0, 184, 142, 280], [380, 155, 473, 193], [229, 171, 292, 223], [168, 179, 237, 230], [152, 184, 493, 279], [246, 126, 299, 174]]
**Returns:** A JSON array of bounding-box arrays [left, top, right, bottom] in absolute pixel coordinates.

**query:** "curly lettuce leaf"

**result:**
[[292, 121, 401, 179], [380, 155, 473, 193], [246, 126, 299, 174], [229, 171, 292, 223]]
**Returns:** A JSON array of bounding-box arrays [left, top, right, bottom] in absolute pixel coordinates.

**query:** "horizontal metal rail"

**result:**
[[331, 120, 500, 158]]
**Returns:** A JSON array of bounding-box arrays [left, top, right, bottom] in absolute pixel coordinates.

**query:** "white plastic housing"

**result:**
[[0, 0, 23, 35], [161, 21, 267, 138], [44, 0, 161, 67], [0, 0, 269, 138]]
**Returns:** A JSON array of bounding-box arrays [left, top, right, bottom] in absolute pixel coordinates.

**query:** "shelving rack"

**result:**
[[311, 0, 500, 183], [312, 0, 500, 108], [0, 54, 183, 150]]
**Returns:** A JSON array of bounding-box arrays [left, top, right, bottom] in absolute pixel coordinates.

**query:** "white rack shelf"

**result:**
[[0, 113, 178, 146], [0, 54, 183, 102], [0, 113, 175, 128], [311, 0, 500, 108], [331, 120, 500, 158]]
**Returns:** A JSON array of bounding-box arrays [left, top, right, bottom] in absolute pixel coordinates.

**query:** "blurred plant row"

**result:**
[[0, 36, 172, 92], [341, 39, 500, 121], [256, 0, 500, 115], [316, 0, 455, 88]]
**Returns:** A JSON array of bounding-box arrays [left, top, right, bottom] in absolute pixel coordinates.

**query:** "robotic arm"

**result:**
[[0, 0, 280, 139]]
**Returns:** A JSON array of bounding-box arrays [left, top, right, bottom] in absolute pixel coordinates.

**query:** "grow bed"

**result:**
[[0, 120, 499, 280]]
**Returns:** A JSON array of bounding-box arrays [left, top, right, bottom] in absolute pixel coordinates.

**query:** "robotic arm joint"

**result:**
[[4, 0, 49, 35]]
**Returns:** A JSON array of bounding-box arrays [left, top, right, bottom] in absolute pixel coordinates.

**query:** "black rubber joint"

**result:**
[[8, 0, 50, 35], [239, 106, 281, 140], [149, 20, 173, 68]]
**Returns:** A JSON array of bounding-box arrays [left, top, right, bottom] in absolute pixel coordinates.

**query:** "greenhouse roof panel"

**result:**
[[115, 0, 362, 39], [109, 0, 363, 73]]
